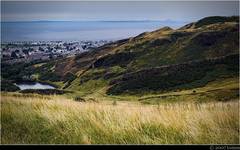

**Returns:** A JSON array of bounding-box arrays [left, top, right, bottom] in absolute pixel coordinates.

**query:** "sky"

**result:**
[[1, 1, 239, 22]]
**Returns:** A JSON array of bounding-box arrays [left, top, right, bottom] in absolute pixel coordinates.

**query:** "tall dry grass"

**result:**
[[1, 93, 239, 144]]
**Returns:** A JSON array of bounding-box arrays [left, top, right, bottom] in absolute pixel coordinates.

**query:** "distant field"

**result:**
[[1, 92, 239, 144]]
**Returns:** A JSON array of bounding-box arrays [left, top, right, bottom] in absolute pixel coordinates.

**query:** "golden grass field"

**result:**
[[1, 92, 239, 144]]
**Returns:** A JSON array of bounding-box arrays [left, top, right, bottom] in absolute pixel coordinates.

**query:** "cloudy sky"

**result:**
[[1, 1, 239, 22]]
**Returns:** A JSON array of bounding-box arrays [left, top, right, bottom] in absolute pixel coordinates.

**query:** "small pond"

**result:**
[[15, 82, 56, 90]]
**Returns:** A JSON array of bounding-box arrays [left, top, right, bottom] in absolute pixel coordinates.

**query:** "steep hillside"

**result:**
[[107, 54, 238, 94], [56, 16, 238, 73], [65, 16, 238, 95], [2, 16, 239, 96]]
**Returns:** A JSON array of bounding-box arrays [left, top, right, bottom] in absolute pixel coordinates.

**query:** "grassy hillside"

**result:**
[[107, 54, 238, 94], [1, 16, 239, 97], [1, 93, 239, 144], [1, 16, 239, 145], [44, 16, 240, 95]]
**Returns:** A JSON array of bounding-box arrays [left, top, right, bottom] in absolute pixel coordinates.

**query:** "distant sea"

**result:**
[[1, 21, 187, 42]]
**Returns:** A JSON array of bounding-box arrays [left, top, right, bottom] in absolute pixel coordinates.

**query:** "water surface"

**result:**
[[15, 82, 55, 90], [2, 21, 187, 42]]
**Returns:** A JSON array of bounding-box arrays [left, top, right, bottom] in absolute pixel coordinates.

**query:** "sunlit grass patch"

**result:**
[[1, 93, 239, 144]]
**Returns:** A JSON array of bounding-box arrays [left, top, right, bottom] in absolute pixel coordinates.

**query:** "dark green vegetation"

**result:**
[[19, 89, 71, 95], [1, 16, 239, 99], [1, 80, 20, 92], [107, 54, 238, 94], [194, 16, 239, 28]]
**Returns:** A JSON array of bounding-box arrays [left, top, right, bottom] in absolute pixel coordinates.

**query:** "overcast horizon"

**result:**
[[1, 20, 187, 23], [1, 1, 239, 42], [1, 1, 239, 22]]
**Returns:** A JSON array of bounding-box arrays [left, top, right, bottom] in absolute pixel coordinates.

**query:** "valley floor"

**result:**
[[1, 92, 239, 144]]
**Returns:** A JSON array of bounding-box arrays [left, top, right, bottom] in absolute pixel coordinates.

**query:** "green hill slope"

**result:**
[[2, 16, 239, 96], [64, 16, 238, 95]]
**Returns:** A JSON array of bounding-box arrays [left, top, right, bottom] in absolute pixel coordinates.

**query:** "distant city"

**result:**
[[1, 40, 112, 64], [1, 20, 187, 65]]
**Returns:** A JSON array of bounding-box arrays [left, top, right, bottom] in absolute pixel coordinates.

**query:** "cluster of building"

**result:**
[[1, 40, 112, 64]]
